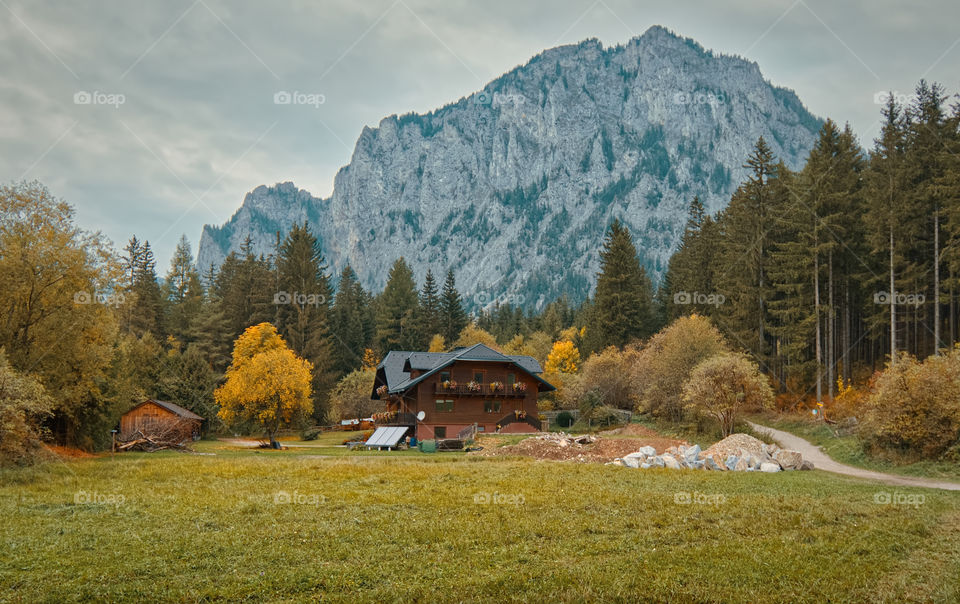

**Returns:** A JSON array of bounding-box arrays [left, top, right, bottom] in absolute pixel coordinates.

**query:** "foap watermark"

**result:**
[[273, 291, 326, 307], [273, 91, 326, 108], [673, 291, 725, 307], [74, 90, 125, 108], [674, 491, 726, 506], [874, 491, 925, 508], [673, 90, 725, 106], [74, 290, 125, 307], [474, 291, 525, 307], [74, 490, 125, 506], [873, 291, 925, 308], [873, 90, 912, 106], [274, 490, 326, 506], [473, 491, 525, 505]]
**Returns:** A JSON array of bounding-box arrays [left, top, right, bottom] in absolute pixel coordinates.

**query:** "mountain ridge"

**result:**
[[198, 25, 821, 309]]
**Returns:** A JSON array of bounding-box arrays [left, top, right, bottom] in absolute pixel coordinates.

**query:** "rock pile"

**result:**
[[609, 433, 814, 472]]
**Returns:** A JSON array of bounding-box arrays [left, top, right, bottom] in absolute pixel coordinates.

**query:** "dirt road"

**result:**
[[747, 422, 960, 491]]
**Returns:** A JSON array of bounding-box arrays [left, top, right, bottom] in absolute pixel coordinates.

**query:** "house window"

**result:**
[[434, 427, 447, 438], [507, 373, 515, 385], [477, 426, 485, 432], [473, 370, 484, 383], [439, 371, 450, 383], [483, 400, 502, 413], [435, 399, 454, 412]]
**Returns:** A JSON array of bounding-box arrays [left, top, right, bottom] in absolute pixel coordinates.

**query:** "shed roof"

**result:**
[[125, 399, 204, 421]]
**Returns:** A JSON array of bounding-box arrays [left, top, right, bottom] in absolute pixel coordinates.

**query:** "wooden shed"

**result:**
[[119, 399, 203, 441]]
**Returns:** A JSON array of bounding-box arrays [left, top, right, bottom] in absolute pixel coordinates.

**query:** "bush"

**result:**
[[555, 411, 575, 428], [681, 352, 774, 437], [858, 350, 960, 460], [327, 369, 380, 423], [301, 426, 323, 441], [0, 352, 54, 466], [634, 315, 728, 422]]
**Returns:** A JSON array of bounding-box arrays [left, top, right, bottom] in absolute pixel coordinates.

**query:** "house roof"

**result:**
[[371, 343, 554, 399], [126, 399, 204, 421]]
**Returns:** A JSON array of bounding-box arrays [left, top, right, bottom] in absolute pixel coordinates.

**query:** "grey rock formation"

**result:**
[[198, 26, 820, 308]]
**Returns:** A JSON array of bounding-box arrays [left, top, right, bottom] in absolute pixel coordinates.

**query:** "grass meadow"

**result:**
[[2, 438, 959, 603]]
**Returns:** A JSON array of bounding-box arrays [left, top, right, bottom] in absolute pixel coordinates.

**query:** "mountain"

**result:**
[[197, 26, 821, 309]]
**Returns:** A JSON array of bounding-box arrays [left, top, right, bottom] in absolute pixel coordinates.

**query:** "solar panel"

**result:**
[[364, 426, 409, 448]]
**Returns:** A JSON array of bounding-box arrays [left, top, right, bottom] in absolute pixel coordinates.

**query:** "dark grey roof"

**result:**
[[132, 399, 204, 421], [371, 343, 554, 399]]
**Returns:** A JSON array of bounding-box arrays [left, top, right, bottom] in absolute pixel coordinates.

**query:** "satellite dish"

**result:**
[[416, 411, 426, 421]]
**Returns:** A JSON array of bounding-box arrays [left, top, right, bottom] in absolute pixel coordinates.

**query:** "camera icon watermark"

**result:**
[[475, 91, 493, 106], [474, 290, 525, 307], [873, 91, 911, 106], [73, 290, 125, 307], [74, 490, 125, 506], [473, 491, 525, 505], [273, 291, 326, 307], [674, 491, 726, 506], [873, 291, 925, 308], [673, 91, 725, 106], [274, 490, 325, 505], [673, 291, 725, 307], [273, 91, 326, 108], [873, 491, 924, 508], [74, 90, 125, 108]]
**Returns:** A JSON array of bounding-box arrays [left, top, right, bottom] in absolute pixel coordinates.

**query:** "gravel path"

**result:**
[[747, 422, 960, 491]]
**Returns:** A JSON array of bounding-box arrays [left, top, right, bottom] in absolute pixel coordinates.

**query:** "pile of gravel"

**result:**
[[609, 433, 814, 472]]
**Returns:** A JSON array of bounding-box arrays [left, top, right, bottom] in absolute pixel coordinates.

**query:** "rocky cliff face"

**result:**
[[198, 26, 821, 309]]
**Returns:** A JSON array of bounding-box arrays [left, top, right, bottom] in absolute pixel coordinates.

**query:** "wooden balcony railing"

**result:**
[[433, 383, 527, 397]]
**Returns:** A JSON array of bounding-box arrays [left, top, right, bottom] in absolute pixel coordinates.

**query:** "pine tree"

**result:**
[[590, 219, 654, 349], [417, 269, 442, 341], [164, 235, 204, 345], [440, 269, 468, 344], [375, 258, 420, 352], [123, 237, 166, 339], [274, 222, 336, 421], [715, 138, 780, 369], [331, 265, 373, 374]]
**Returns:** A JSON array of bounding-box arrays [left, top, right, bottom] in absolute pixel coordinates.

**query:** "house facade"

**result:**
[[370, 343, 555, 440]]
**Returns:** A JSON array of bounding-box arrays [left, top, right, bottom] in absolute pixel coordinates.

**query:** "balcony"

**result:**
[[373, 412, 418, 427], [433, 383, 527, 397]]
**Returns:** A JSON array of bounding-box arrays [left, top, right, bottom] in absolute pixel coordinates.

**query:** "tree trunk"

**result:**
[[814, 252, 822, 404], [934, 207, 941, 353], [827, 253, 835, 399], [889, 224, 896, 366]]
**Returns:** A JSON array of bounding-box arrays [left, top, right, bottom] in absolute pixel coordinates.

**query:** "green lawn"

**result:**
[[2, 443, 959, 603], [754, 414, 960, 481]]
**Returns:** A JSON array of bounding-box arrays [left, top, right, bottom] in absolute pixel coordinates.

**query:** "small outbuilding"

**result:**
[[119, 399, 203, 441]]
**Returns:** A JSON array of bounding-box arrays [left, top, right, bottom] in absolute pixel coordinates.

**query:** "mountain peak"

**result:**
[[198, 30, 821, 308]]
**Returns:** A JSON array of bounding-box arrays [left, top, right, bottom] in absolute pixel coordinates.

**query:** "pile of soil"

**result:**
[[471, 431, 688, 464]]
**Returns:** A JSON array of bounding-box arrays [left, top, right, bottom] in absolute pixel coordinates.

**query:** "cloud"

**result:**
[[2, 0, 959, 268]]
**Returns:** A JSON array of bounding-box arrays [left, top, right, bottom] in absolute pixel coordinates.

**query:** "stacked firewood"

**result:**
[[116, 419, 195, 452]]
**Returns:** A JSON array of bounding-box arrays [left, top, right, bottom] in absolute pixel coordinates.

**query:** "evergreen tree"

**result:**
[[417, 269, 442, 340], [590, 219, 654, 349], [163, 235, 204, 345], [274, 222, 336, 421], [122, 237, 166, 339], [331, 265, 373, 374], [214, 237, 273, 340], [440, 269, 468, 344], [375, 258, 420, 352]]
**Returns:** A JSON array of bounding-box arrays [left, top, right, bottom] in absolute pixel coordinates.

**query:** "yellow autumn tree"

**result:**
[[454, 324, 500, 350], [545, 340, 580, 374], [216, 323, 313, 447], [428, 334, 446, 352]]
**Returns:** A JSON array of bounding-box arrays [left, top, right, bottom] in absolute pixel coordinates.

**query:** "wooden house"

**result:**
[[370, 343, 555, 440], [119, 399, 203, 441]]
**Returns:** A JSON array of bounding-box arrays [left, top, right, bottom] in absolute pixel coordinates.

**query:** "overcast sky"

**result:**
[[2, 0, 958, 269]]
